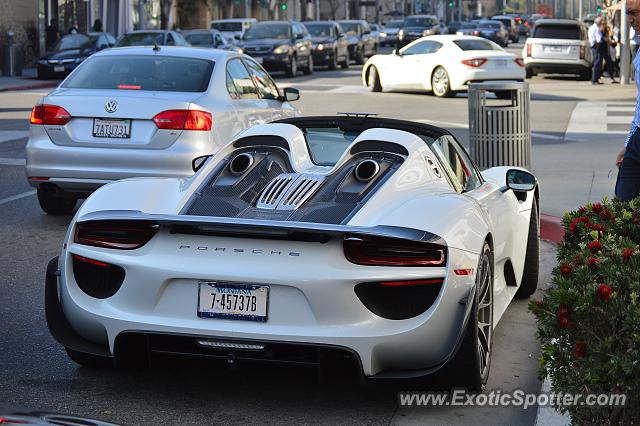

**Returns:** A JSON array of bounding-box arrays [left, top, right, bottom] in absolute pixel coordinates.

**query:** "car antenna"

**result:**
[[337, 112, 378, 118], [152, 43, 161, 52]]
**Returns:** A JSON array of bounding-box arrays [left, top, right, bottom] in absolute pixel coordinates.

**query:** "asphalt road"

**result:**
[[0, 51, 562, 425]]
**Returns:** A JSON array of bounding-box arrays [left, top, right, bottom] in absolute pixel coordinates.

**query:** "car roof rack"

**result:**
[[337, 112, 378, 118]]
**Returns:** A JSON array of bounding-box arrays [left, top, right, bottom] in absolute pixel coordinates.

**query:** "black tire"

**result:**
[[445, 242, 494, 391], [303, 55, 314, 75], [525, 68, 533, 79], [341, 51, 350, 69], [367, 66, 382, 92], [328, 51, 338, 70], [286, 55, 297, 78], [515, 198, 539, 298], [355, 47, 365, 65], [37, 187, 76, 215], [66, 348, 113, 368], [431, 66, 453, 98]]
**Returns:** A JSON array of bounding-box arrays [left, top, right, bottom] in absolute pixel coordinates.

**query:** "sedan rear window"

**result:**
[[185, 33, 214, 46], [212, 22, 243, 32], [454, 40, 501, 51], [533, 24, 581, 39], [53, 34, 93, 51], [62, 55, 214, 92]]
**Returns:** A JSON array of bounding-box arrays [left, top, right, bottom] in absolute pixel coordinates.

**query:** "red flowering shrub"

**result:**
[[530, 198, 640, 423]]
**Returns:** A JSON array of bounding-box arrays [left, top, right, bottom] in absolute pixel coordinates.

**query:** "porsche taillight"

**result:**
[[74, 220, 160, 250], [30, 104, 72, 125], [343, 235, 447, 267], [152, 109, 212, 131]]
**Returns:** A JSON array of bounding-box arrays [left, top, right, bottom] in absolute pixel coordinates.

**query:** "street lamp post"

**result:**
[[621, 0, 631, 85]]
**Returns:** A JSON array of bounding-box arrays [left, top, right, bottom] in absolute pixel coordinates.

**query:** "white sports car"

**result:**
[[45, 116, 539, 390], [362, 35, 526, 97]]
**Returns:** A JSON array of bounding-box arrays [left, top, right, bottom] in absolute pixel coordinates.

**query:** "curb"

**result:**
[[0, 81, 58, 92], [540, 214, 564, 245]]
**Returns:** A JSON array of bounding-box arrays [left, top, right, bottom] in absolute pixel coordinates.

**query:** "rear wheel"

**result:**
[[37, 187, 76, 215], [431, 66, 452, 97], [516, 198, 540, 298], [286, 56, 298, 77], [303, 55, 314, 75], [66, 348, 113, 368], [445, 242, 494, 391], [367, 66, 382, 92]]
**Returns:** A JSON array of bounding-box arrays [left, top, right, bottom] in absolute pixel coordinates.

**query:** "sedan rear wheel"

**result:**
[[431, 66, 452, 97]]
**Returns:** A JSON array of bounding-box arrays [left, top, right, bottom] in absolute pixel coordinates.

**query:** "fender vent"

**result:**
[[257, 173, 325, 210]]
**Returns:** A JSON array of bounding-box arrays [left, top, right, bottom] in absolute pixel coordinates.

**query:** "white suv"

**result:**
[[523, 19, 592, 80]]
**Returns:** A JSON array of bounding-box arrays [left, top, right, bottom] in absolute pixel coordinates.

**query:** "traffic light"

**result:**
[[448, 1, 454, 7], [281, 1, 287, 11]]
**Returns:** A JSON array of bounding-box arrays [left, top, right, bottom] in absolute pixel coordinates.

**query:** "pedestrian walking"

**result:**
[[602, 21, 618, 82], [615, 0, 640, 201], [589, 16, 605, 84]]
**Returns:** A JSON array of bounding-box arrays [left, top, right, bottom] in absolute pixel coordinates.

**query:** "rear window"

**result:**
[[212, 22, 243, 32], [185, 33, 213, 46], [533, 24, 581, 39], [460, 23, 477, 29], [116, 32, 164, 47], [494, 18, 512, 27], [454, 39, 501, 50], [405, 17, 435, 27], [305, 24, 334, 37], [63, 55, 214, 92], [479, 22, 501, 29]]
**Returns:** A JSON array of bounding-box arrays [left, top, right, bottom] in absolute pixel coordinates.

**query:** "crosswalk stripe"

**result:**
[[0, 190, 36, 206], [0, 158, 26, 166]]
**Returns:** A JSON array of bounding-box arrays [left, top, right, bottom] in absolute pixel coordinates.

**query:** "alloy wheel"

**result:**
[[432, 68, 449, 97], [476, 252, 493, 380]]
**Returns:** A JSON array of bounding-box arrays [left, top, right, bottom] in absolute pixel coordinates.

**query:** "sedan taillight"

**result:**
[[74, 220, 160, 250], [30, 104, 72, 125], [152, 110, 212, 131], [343, 235, 447, 267], [461, 58, 487, 68]]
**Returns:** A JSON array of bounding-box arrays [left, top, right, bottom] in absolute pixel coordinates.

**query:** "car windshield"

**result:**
[[212, 22, 243, 32], [494, 18, 512, 27], [305, 24, 333, 37], [62, 55, 214, 92], [479, 22, 501, 29], [53, 34, 93, 51], [116, 32, 164, 47], [405, 17, 433, 27], [339, 22, 359, 35], [185, 33, 213, 46], [454, 39, 501, 50], [533, 24, 580, 39], [243, 23, 290, 40]]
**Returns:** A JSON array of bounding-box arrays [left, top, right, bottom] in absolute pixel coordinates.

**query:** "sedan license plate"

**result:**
[[53, 65, 65, 72], [198, 282, 269, 322], [495, 60, 508, 68], [92, 118, 131, 139]]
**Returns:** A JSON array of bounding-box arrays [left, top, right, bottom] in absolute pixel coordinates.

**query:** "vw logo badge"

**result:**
[[105, 100, 118, 113]]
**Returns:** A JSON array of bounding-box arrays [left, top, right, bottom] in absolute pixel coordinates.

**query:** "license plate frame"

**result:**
[[92, 118, 132, 139], [197, 282, 269, 322]]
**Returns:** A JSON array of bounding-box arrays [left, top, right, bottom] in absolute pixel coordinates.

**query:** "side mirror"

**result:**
[[503, 169, 536, 193], [282, 87, 300, 102], [192, 155, 212, 172]]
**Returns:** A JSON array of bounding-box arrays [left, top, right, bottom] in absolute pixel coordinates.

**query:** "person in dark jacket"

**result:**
[[92, 19, 103, 32], [45, 19, 59, 50]]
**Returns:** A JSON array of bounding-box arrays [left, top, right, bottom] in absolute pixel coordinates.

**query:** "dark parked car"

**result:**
[[380, 19, 403, 46], [183, 29, 241, 52], [115, 30, 190, 47], [475, 20, 510, 47], [338, 20, 377, 64], [237, 21, 313, 77], [447, 20, 464, 34], [304, 21, 350, 70], [37, 32, 115, 79], [455, 22, 479, 36], [397, 15, 441, 48], [491, 15, 519, 42]]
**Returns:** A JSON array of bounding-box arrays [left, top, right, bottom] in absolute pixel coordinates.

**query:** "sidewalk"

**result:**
[[0, 68, 59, 92]]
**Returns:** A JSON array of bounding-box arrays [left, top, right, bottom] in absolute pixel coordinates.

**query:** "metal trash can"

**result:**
[[2, 32, 24, 77], [468, 81, 531, 170]]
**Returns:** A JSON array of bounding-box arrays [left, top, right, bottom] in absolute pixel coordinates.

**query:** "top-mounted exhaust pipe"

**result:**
[[354, 159, 380, 183], [229, 153, 254, 176]]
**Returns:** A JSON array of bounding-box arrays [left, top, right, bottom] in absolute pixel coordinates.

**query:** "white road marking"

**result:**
[[0, 190, 36, 206], [534, 376, 570, 425], [0, 130, 29, 143], [0, 158, 26, 166]]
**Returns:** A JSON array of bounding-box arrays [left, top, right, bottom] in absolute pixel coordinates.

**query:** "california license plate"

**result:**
[[198, 282, 269, 322], [53, 65, 65, 72], [495, 60, 508, 67], [92, 118, 131, 138]]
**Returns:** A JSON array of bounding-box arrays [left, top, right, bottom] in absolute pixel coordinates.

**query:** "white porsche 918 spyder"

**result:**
[[45, 116, 539, 390]]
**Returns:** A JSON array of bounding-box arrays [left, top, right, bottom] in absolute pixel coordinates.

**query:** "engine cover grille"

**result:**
[[257, 173, 325, 211]]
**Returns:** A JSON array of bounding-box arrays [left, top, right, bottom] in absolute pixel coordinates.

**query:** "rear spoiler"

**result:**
[[77, 210, 446, 245]]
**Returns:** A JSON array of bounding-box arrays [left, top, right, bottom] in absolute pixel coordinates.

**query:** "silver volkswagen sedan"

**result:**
[[26, 46, 300, 214]]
